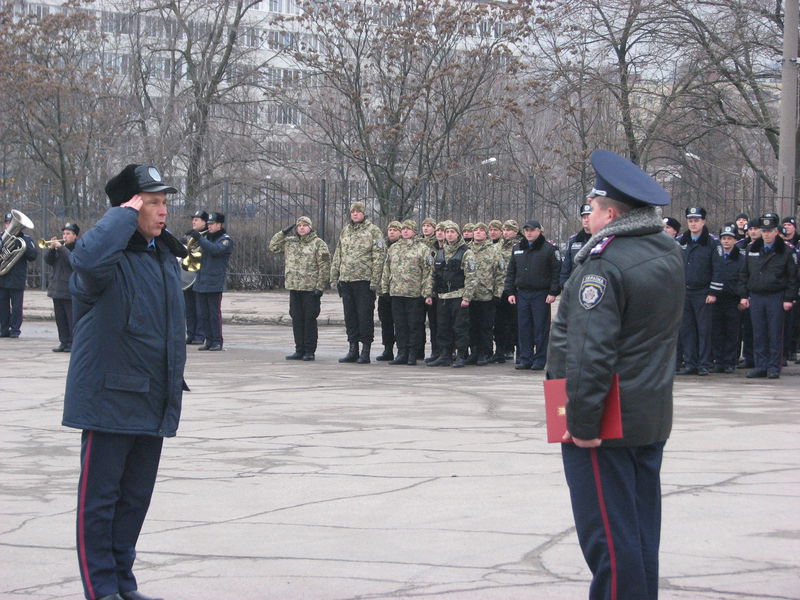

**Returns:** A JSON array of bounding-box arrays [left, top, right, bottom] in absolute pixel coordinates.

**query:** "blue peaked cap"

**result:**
[[590, 149, 671, 207]]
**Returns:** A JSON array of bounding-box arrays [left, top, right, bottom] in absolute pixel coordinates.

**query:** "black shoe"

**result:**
[[302, 353, 315, 361], [531, 363, 545, 371], [464, 351, 478, 365], [63, 345, 71, 353], [452, 352, 468, 368], [187, 337, 205, 345], [504, 351, 514, 360], [746, 369, 767, 378], [9, 332, 19, 338], [207, 343, 223, 351], [697, 367, 710, 376], [0, 331, 9, 337], [407, 356, 417, 366], [198, 343, 212, 351], [388, 353, 409, 365], [356, 342, 371, 364], [424, 354, 439, 363], [515, 362, 533, 370], [676, 367, 698, 375], [739, 360, 754, 368], [712, 365, 725, 373], [285, 351, 304, 360], [339, 343, 359, 363], [52, 344, 67, 352], [476, 354, 491, 366], [97, 595, 124, 600], [722, 366, 735, 374], [375, 348, 394, 361], [488, 353, 505, 364], [427, 355, 452, 367], [416, 349, 425, 360], [767, 369, 780, 379], [121, 591, 164, 600]]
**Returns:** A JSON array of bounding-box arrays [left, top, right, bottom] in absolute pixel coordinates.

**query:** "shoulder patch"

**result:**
[[589, 235, 616, 257], [579, 274, 607, 309], [499, 258, 505, 270], [375, 238, 384, 249], [426, 255, 434, 266], [222, 239, 231, 247], [717, 245, 723, 256], [467, 260, 477, 272]]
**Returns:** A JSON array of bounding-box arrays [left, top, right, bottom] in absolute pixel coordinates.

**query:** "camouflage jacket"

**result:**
[[433, 239, 478, 301], [468, 240, 506, 301], [380, 238, 434, 298], [331, 219, 385, 287], [269, 230, 331, 292]]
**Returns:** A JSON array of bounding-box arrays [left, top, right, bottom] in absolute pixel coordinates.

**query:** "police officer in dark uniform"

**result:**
[[191, 212, 233, 351], [548, 149, 684, 600], [45, 222, 79, 352], [737, 218, 761, 367], [711, 224, 744, 372], [559, 202, 592, 288], [663, 217, 681, 238], [734, 212, 749, 239], [779, 217, 800, 360], [0, 212, 38, 338], [64, 163, 186, 600], [182, 209, 208, 345], [676, 206, 723, 376], [739, 214, 798, 378]]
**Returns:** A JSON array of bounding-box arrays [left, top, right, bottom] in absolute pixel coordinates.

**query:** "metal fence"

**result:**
[[8, 175, 786, 291]]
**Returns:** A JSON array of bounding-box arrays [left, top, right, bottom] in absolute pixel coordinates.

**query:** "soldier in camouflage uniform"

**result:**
[[465, 222, 506, 365], [380, 220, 433, 365], [492, 219, 521, 362], [417, 217, 439, 359], [376, 221, 402, 361], [331, 201, 386, 363], [488, 219, 503, 244], [270, 216, 331, 361], [420, 217, 438, 250], [427, 221, 477, 368], [462, 223, 475, 245]]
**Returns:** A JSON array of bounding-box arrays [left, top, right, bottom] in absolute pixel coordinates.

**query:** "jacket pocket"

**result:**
[[104, 372, 150, 393]]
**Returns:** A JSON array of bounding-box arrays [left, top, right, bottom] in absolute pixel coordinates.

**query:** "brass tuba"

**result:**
[[0, 210, 35, 276]]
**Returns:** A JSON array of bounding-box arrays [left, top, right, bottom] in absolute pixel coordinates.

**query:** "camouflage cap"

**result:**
[[502, 219, 520, 232], [422, 217, 436, 227], [387, 220, 402, 230], [350, 201, 366, 213], [462, 223, 475, 232], [488, 219, 503, 230], [296, 216, 312, 228], [401, 219, 417, 231], [473, 222, 489, 232], [435, 221, 447, 231], [443, 220, 461, 235]]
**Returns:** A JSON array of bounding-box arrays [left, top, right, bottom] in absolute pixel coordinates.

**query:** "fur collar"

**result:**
[[678, 226, 711, 246], [576, 206, 664, 264], [518, 234, 546, 251], [749, 236, 786, 254]]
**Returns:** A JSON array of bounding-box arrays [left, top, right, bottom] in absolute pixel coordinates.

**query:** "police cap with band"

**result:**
[[759, 214, 779, 230], [192, 210, 209, 222], [588, 149, 671, 207], [719, 224, 737, 238], [580, 202, 592, 216], [63, 222, 80, 235], [105, 164, 178, 207], [685, 206, 707, 219], [207, 212, 225, 224]]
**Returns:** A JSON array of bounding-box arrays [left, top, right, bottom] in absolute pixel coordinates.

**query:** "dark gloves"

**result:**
[[282, 224, 294, 236], [336, 281, 343, 297], [312, 289, 323, 297], [188, 230, 201, 241]]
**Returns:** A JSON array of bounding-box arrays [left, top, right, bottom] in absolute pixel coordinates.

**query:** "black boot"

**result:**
[[339, 342, 359, 363], [452, 349, 468, 368], [427, 353, 452, 367], [376, 346, 394, 361], [464, 346, 478, 365], [389, 351, 409, 365], [476, 354, 491, 366], [356, 342, 371, 364], [285, 350, 304, 360]]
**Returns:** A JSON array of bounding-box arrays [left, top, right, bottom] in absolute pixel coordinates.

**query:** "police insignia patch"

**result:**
[[467, 260, 477, 271], [579, 274, 607, 309], [375, 238, 384, 249]]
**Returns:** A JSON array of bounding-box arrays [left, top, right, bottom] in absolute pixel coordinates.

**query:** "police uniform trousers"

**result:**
[[750, 291, 785, 372], [740, 308, 754, 366], [77, 430, 163, 600], [184, 287, 204, 342], [53, 297, 74, 346], [289, 290, 321, 354], [421, 298, 438, 358], [0, 287, 24, 336], [680, 290, 712, 369], [196, 291, 224, 346], [493, 292, 517, 355], [711, 297, 741, 369], [782, 302, 797, 359], [390, 296, 425, 355], [468, 299, 495, 358], [377, 294, 395, 352], [436, 297, 470, 355], [339, 280, 375, 344], [562, 441, 665, 600], [516, 289, 550, 366]]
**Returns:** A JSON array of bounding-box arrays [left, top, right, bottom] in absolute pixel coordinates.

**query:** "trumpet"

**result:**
[[37, 238, 66, 249], [181, 229, 206, 273]]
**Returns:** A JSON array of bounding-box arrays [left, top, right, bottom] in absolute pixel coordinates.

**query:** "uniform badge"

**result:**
[[426, 255, 434, 265], [717, 246, 723, 256], [467, 260, 477, 272], [222, 239, 231, 247], [499, 259, 505, 270], [555, 249, 562, 261], [579, 274, 607, 309], [375, 238, 384, 249]]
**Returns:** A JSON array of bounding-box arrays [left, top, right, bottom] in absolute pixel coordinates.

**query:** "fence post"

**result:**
[[222, 179, 230, 215], [420, 179, 428, 221], [526, 174, 536, 220], [319, 178, 327, 239]]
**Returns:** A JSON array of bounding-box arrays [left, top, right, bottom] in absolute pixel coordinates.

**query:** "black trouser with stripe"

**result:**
[[562, 441, 665, 600], [77, 430, 163, 599], [184, 288, 203, 341], [53, 297, 74, 346]]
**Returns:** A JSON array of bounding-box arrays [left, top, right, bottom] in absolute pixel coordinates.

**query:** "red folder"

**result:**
[[543, 374, 623, 443]]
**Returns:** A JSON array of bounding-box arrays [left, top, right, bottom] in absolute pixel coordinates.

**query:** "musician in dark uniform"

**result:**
[[559, 202, 592, 288], [182, 209, 208, 345], [548, 150, 684, 600], [45, 222, 79, 352], [191, 212, 233, 351], [0, 212, 37, 338], [63, 163, 186, 600]]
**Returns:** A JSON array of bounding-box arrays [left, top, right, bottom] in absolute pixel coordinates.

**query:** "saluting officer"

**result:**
[[380, 219, 433, 366], [269, 216, 331, 361], [739, 214, 798, 378], [375, 221, 402, 361], [182, 209, 208, 345], [548, 149, 684, 600], [676, 206, 724, 376], [711, 224, 745, 373], [191, 212, 233, 351], [559, 202, 593, 288], [330, 201, 385, 364], [45, 222, 79, 352]]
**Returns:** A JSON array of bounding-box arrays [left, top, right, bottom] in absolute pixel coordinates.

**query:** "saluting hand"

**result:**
[[121, 194, 143, 212]]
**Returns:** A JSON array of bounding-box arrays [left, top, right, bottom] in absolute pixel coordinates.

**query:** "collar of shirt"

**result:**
[[691, 235, 700, 242], [763, 244, 773, 252], [147, 239, 156, 250]]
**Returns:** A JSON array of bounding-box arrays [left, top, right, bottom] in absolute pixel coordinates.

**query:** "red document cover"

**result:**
[[543, 374, 623, 443]]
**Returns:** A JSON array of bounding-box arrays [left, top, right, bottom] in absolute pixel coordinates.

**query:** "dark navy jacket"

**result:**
[[559, 229, 591, 288], [0, 233, 37, 290], [193, 228, 233, 293], [504, 235, 561, 296], [45, 243, 75, 300], [678, 228, 724, 295], [739, 237, 798, 301], [62, 207, 187, 437], [716, 245, 744, 301]]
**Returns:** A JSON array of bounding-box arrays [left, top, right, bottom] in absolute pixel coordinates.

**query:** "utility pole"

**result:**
[[777, 0, 798, 217]]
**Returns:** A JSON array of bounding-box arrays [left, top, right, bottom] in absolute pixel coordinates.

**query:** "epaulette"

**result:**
[[589, 235, 616, 258]]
